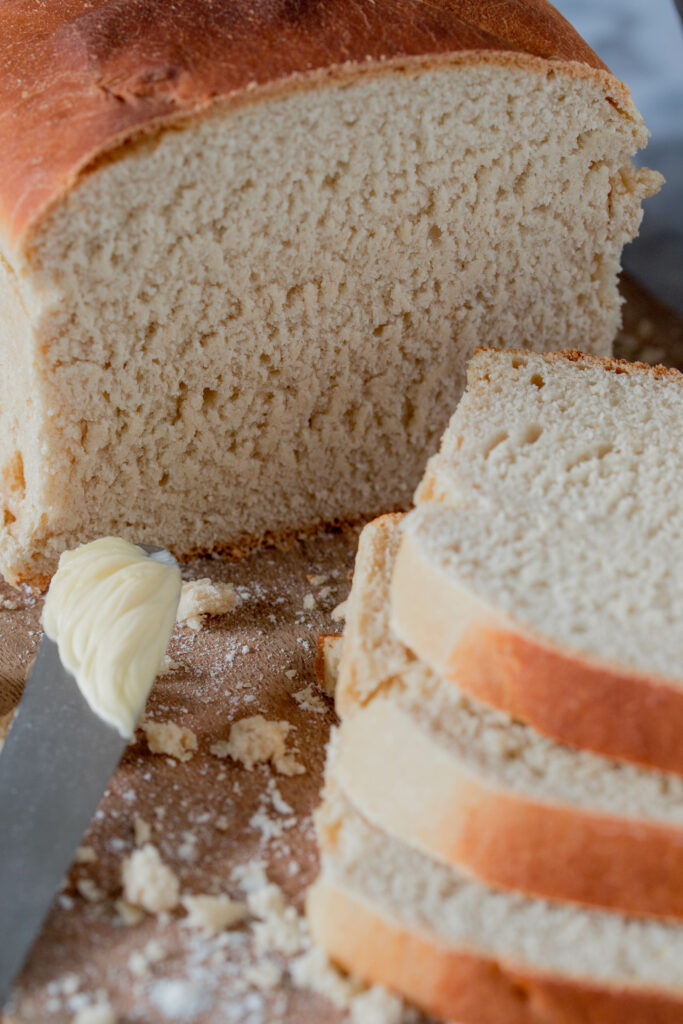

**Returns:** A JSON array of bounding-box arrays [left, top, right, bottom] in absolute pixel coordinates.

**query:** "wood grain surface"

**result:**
[[1, 276, 682, 1024]]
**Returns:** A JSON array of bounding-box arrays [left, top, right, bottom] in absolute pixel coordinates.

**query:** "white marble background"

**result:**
[[553, 0, 683, 312]]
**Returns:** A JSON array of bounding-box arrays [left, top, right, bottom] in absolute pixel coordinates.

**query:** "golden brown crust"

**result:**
[[474, 346, 683, 382], [450, 621, 683, 776], [0, 0, 614, 249], [308, 881, 683, 1023], [337, 701, 683, 919]]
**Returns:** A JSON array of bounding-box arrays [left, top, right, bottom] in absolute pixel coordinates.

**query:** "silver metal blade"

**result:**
[[0, 636, 127, 1006]]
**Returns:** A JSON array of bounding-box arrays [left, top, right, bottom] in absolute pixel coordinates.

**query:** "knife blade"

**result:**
[[0, 544, 177, 1008]]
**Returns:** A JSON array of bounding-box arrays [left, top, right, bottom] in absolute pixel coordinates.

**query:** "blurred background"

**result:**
[[554, 0, 683, 314]]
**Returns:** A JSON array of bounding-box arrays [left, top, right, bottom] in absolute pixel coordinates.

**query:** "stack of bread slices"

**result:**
[[308, 348, 683, 1023]]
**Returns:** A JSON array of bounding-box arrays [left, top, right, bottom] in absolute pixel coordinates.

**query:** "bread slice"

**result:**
[[335, 514, 683, 919], [0, 8, 662, 585], [308, 785, 683, 1024], [391, 350, 683, 774]]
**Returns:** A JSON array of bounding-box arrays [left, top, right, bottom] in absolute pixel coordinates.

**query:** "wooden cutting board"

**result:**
[[1, 275, 682, 1024]]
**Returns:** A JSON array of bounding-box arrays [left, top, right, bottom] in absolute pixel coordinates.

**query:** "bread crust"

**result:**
[[392, 524, 683, 776], [308, 880, 683, 1024], [337, 698, 683, 920], [0, 0, 624, 250]]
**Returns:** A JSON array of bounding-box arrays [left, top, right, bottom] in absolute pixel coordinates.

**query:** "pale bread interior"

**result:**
[[0, 63, 657, 583]]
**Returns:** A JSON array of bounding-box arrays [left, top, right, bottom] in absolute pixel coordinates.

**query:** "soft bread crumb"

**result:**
[[0, 596, 19, 610], [177, 578, 236, 630], [303, 592, 317, 611], [293, 684, 328, 714], [128, 939, 166, 978], [211, 715, 305, 775], [76, 878, 104, 903], [157, 654, 181, 675], [74, 845, 97, 864], [114, 899, 143, 926], [121, 844, 180, 914], [247, 883, 309, 956], [331, 600, 347, 621], [142, 720, 197, 762], [134, 816, 151, 846], [182, 893, 249, 936], [314, 634, 344, 698], [72, 1003, 116, 1024]]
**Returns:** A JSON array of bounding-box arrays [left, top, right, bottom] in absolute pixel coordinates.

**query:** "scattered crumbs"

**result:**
[[317, 584, 334, 602], [158, 654, 181, 676], [0, 596, 19, 611], [114, 899, 144, 926], [182, 893, 249, 936], [121, 844, 180, 914], [128, 939, 166, 978], [134, 816, 152, 846], [214, 816, 229, 832], [149, 977, 213, 1020], [177, 578, 236, 631], [177, 831, 198, 862], [74, 845, 97, 864], [331, 600, 347, 621], [302, 593, 317, 611], [210, 715, 305, 776], [284, 669, 297, 680], [72, 1001, 116, 1024], [247, 882, 308, 957], [143, 720, 197, 763], [76, 878, 104, 903], [293, 684, 327, 715], [308, 574, 327, 587], [243, 962, 282, 989], [291, 947, 406, 1024]]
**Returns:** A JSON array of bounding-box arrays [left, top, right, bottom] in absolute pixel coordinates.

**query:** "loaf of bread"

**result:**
[[309, 782, 683, 1024], [0, 1, 661, 585], [334, 514, 683, 920], [392, 350, 683, 773]]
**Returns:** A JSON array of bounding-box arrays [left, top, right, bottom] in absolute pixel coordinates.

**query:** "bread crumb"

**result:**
[[291, 946, 405, 1023], [177, 578, 236, 630], [143, 720, 197, 763], [72, 1002, 116, 1024], [331, 600, 347, 621], [149, 978, 212, 1020], [243, 962, 282, 989], [76, 878, 104, 903], [247, 883, 308, 956], [0, 596, 19, 611], [157, 654, 181, 675], [134, 816, 152, 846], [302, 592, 317, 611], [214, 815, 229, 832], [314, 633, 344, 698], [293, 684, 327, 714], [211, 715, 305, 776], [284, 668, 297, 680], [115, 899, 144, 926], [121, 844, 179, 914], [128, 939, 166, 978], [308, 574, 328, 586], [74, 845, 97, 864], [182, 893, 249, 936]]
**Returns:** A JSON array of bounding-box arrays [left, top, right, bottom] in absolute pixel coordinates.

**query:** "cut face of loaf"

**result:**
[[336, 514, 683, 920], [309, 786, 683, 1024], [392, 350, 683, 773], [0, 43, 660, 584]]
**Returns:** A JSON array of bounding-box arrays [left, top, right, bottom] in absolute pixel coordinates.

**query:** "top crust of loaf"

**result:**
[[0, 0, 626, 250]]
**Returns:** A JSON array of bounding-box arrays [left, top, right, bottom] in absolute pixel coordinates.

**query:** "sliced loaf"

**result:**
[[335, 514, 683, 919], [308, 784, 683, 1024], [391, 350, 683, 773]]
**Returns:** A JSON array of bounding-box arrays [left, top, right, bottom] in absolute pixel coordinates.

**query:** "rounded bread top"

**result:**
[[0, 0, 614, 250]]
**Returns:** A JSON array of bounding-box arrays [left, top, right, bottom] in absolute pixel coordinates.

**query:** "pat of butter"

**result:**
[[42, 537, 181, 737]]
